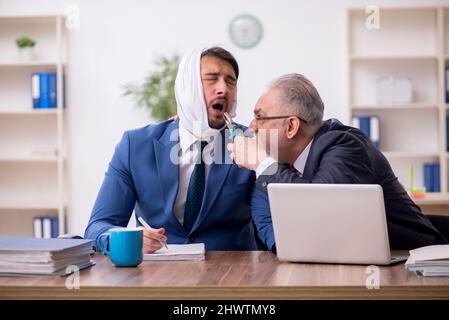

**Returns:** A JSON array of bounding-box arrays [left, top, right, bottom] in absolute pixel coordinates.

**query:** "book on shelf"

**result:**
[[405, 244, 449, 277], [423, 163, 440, 193], [33, 216, 59, 238], [351, 115, 380, 148], [0, 236, 95, 276], [31, 71, 64, 109]]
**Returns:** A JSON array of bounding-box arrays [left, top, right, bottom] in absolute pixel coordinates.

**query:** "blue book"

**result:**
[[433, 163, 441, 193], [423, 163, 434, 193]]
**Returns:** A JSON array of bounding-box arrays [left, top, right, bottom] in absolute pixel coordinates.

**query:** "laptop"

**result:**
[[267, 184, 408, 265]]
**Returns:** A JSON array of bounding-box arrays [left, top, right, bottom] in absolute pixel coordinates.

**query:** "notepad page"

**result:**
[[409, 244, 449, 262], [143, 243, 205, 261]]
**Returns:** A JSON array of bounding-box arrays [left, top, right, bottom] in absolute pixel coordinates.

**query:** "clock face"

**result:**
[[228, 14, 263, 49]]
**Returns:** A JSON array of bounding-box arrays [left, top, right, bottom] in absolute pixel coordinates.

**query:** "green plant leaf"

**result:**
[[123, 54, 180, 122], [16, 36, 36, 48]]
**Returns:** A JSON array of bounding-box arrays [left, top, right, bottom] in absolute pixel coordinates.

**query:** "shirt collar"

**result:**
[[293, 139, 313, 174], [179, 123, 219, 152]]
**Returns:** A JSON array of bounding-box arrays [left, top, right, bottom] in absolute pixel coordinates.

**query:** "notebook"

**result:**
[[405, 244, 449, 277], [143, 243, 205, 261], [0, 236, 95, 276]]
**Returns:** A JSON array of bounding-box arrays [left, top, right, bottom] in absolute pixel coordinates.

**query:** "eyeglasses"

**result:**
[[254, 115, 308, 124]]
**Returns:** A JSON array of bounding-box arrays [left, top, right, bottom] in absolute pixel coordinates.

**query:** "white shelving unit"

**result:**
[[0, 15, 68, 236], [348, 7, 449, 209]]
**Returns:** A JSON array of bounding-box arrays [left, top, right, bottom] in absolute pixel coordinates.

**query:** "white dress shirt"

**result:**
[[255, 139, 313, 178], [172, 125, 217, 225]]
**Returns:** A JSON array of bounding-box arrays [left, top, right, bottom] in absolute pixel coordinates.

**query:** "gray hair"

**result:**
[[269, 73, 324, 131]]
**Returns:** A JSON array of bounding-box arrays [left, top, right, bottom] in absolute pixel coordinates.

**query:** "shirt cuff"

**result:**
[[255, 157, 277, 178]]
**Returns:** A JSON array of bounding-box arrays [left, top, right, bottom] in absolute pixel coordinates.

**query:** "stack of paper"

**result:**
[[0, 236, 95, 276], [144, 243, 205, 261], [405, 244, 449, 277]]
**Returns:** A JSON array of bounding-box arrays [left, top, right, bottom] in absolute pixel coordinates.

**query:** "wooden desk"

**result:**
[[1, 251, 449, 300]]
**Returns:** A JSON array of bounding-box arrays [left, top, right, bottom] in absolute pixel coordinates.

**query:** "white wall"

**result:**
[[1, 0, 447, 235]]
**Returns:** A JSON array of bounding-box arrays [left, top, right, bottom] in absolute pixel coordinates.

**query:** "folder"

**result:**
[[0, 236, 95, 276]]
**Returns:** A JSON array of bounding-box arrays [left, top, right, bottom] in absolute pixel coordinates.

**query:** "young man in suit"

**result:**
[[85, 47, 257, 252], [229, 73, 448, 251]]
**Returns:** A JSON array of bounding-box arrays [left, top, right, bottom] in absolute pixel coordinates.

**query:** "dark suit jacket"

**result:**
[[252, 118, 448, 251]]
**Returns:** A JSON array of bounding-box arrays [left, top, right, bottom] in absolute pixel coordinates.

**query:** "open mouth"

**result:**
[[211, 103, 224, 112]]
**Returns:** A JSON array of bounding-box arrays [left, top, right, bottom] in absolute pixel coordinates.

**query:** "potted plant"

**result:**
[[122, 54, 180, 122], [16, 36, 36, 61]]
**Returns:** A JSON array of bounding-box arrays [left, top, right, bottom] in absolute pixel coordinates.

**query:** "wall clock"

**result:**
[[228, 14, 263, 49]]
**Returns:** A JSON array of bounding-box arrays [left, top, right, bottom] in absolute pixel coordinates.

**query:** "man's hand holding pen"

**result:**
[[141, 227, 168, 253], [138, 216, 168, 253]]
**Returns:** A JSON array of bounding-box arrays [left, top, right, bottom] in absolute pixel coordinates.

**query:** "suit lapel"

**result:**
[[153, 121, 183, 230]]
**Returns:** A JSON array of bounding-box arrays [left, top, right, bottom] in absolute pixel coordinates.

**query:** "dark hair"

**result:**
[[201, 47, 239, 79]]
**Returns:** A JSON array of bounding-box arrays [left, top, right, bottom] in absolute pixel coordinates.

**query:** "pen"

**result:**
[[137, 216, 168, 249]]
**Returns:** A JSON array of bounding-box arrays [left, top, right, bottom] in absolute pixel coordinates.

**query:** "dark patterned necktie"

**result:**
[[183, 141, 208, 233], [289, 164, 298, 173]]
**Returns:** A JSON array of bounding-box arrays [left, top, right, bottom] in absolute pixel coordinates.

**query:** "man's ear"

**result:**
[[285, 116, 301, 139]]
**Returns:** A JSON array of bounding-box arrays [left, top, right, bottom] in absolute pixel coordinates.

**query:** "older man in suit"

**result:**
[[85, 47, 257, 252], [229, 73, 447, 252]]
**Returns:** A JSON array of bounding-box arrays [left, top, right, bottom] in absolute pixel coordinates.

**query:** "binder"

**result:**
[[33, 217, 43, 238], [433, 163, 440, 193], [423, 163, 434, 193], [49, 72, 57, 108], [39, 72, 51, 108], [33, 216, 59, 238], [351, 116, 360, 129], [30, 72, 57, 109], [447, 114, 449, 152], [31, 73, 40, 108], [51, 217, 59, 238], [358, 115, 371, 138], [370, 116, 380, 149], [446, 64, 449, 103], [43, 218, 51, 238]]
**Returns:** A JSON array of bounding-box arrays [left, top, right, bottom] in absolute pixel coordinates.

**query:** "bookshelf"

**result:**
[[0, 15, 68, 236], [348, 7, 449, 212]]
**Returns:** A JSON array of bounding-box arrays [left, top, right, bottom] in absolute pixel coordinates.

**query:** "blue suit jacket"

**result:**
[[85, 120, 257, 250]]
